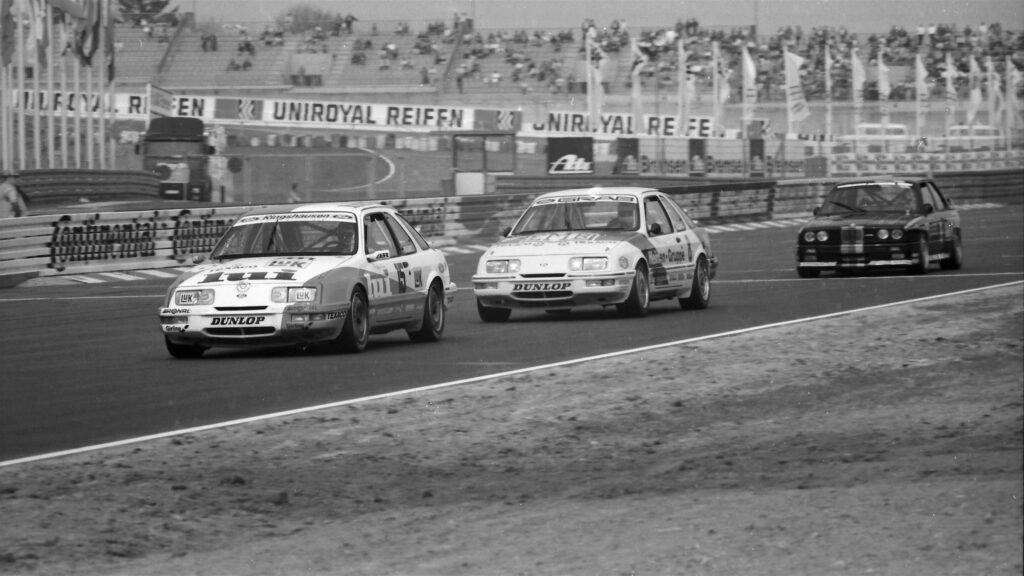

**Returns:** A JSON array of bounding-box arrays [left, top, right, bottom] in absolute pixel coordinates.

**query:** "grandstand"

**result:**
[[105, 11, 1021, 123]]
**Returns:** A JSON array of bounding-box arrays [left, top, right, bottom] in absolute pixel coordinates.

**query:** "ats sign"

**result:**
[[547, 137, 594, 175]]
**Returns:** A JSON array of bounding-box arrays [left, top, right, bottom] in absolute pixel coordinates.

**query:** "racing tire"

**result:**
[[477, 299, 511, 323], [907, 234, 930, 275], [408, 281, 445, 342], [797, 267, 820, 278], [619, 262, 650, 317], [680, 255, 711, 310], [333, 287, 370, 353], [940, 232, 964, 270], [165, 336, 205, 359]]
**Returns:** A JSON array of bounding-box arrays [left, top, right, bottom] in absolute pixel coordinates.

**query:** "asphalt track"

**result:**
[[1, 204, 1021, 464]]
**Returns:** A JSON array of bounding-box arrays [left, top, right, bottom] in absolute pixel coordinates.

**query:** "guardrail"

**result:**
[[1, 169, 1020, 288]]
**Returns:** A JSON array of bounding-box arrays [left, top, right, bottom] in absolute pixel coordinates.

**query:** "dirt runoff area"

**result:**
[[1, 284, 1022, 576]]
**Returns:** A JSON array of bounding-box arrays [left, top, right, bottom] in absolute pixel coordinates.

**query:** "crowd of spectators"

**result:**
[[190, 13, 1021, 102]]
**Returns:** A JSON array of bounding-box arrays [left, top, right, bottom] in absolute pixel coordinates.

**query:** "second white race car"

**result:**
[[472, 187, 718, 321]]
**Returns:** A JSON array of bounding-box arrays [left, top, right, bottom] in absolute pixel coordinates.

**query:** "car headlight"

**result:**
[[816, 230, 829, 242], [271, 286, 318, 303], [569, 257, 608, 272], [891, 229, 904, 240], [877, 229, 890, 240], [175, 289, 215, 306], [485, 259, 521, 274]]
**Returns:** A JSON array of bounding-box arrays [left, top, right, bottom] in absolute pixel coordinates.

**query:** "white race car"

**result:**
[[159, 203, 456, 358], [472, 187, 718, 321]]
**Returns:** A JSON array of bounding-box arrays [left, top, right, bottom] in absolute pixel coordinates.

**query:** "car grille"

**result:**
[[840, 226, 864, 254], [215, 306, 269, 311], [520, 273, 567, 278]]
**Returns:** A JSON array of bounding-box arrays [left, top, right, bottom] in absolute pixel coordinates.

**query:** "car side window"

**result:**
[[365, 214, 397, 258], [921, 182, 948, 211], [661, 195, 689, 232], [384, 213, 418, 256], [644, 197, 672, 236]]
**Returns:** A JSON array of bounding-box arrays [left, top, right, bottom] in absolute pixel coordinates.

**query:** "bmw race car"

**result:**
[[159, 203, 456, 358], [796, 176, 963, 277], [472, 187, 718, 321]]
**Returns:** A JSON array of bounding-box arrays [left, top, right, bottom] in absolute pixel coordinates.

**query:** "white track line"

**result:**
[[2, 279, 1020, 469]]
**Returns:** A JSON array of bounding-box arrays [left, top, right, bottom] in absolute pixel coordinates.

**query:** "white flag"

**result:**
[[915, 54, 929, 139], [784, 49, 810, 130], [741, 45, 756, 123], [967, 56, 983, 125], [943, 52, 957, 133]]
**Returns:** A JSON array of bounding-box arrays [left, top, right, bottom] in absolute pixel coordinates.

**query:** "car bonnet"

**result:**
[[174, 255, 357, 288], [486, 230, 641, 256]]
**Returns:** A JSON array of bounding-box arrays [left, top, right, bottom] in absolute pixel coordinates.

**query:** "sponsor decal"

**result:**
[[236, 213, 355, 224], [163, 325, 190, 333], [210, 316, 267, 326], [268, 258, 314, 268], [512, 282, 572, 291], [160, 308, 191, 315], [199, 270, 296, 283]]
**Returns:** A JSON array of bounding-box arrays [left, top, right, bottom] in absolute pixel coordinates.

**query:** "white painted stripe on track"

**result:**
[[3, 279, 1020, 469], [135, 269, 178, 278], [62, 275, 106, 284], [443, 246, 476, 254], [98, 272, 144, 281]]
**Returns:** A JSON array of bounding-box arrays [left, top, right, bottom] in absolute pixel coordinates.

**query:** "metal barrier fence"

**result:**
[[1, 169, 1020, 288]]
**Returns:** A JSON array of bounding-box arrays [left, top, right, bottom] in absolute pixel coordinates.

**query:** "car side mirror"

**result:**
[[191, 254, 206, 264], [648, 222, 663, 236], [813, 206, 821, 216], [367, 249, 391, 262], [921, 204, 934, 215], [501, 226, 512, 237]]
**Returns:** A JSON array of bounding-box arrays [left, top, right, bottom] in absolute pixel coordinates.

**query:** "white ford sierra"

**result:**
[[472, 187, 718, 321], [159, 203, 456, 358]]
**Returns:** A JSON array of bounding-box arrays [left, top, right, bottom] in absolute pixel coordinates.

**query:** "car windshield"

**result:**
[[511, 198, 640, 234], [210, 217, 359, 259], [819, 183, 920, 215]]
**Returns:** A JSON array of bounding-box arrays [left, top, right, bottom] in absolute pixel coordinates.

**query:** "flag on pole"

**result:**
[[741, 45, 756, 124], [915, 53, 929, 140], [986, 56, 998, 129], [966, 56, 983, 126], [0, 0, 14, 66], [76, 0, 100, 65], [783, 49, 810, 132], [1007, 55, 1023, 130], [630, 38, 649, 135], [943, 52, 957, 134], [877, 47, 892, 127], [824, 43, 833, 138], [711, 41, 723, 134], [585, 25, 604, 132], [676, 36, 689, 137]]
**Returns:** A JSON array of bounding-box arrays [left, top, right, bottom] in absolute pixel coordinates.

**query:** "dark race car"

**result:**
[[796, 176, 963, 277]]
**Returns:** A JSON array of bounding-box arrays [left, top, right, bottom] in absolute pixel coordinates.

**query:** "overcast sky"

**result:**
[[170, 0, 1023, 34]]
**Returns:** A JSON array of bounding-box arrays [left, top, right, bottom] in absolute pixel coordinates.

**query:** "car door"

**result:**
[[363, 212, 408, 326], [921, 181, 958, 253], [642, 194, 687, 293], [381, 212, 429, 322]]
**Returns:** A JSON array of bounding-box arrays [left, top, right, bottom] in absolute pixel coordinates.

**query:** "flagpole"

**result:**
[[45, 1, 54, 167], [677, 36, 687, 138], [59, 14, 67, 167], [73, 54, 80, 167], [824, 43, 832, 141], [97, 0, 104, 167], [944, 52, 955, 138], [585, 26, 594, 133], [16, 0, 26, 170], [32, 0, 42, 168]]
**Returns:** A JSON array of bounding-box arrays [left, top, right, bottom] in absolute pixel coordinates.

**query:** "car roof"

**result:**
[[237, 202, 391, 218], [534, 187, 659, 199]]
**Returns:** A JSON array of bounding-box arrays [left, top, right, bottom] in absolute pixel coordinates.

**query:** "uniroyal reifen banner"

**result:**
[[547, 137, 594, 175]]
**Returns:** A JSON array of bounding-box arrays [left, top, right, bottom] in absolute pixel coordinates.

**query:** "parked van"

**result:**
[[941, 124, 1001, 151]]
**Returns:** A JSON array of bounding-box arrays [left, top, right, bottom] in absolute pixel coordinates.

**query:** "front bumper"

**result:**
[[472, 272, 635, 309], [159, 303, 348, 347], [796, 243, 920, 271]]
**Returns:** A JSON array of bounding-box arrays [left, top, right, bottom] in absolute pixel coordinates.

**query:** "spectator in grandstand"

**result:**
[[343, 13, 358, 34], [287, 183, 302, 204], [0, 173, 26, 218]]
